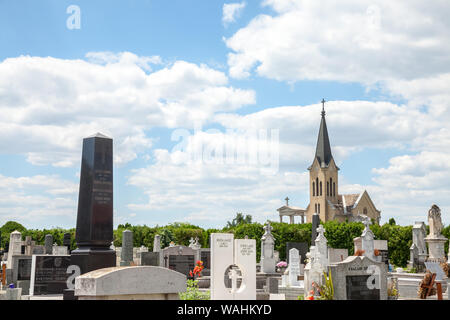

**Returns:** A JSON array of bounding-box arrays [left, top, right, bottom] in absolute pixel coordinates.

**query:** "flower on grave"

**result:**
[[276, 261, 287, 268], [354, 249, 365, 256], [189, 260, 205, 279], [374, 249, 380, 256], [306, 296, 314, 300]]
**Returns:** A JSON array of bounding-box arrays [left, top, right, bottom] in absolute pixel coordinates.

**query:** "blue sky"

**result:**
[[0, 0, 449, 229]]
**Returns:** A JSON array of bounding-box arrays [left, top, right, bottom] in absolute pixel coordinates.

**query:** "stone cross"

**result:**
[[188, 237, 195, 248], [285, 197, 289, 206], [228, 268, 243, 293]]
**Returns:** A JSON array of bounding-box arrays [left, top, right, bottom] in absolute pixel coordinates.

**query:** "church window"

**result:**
[[327, 182, 329, 196], [333, 182, 336, 197], [315, 203, 317, 213], [318, 203, 320, 213], [316, 177, 319, 196], [312, 182, 315, 196], [363, 208, 367, 215], [320, 181, 322, 196]]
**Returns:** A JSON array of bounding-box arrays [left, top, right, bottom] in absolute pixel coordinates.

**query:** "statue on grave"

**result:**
[[428, 204, 443, 237]]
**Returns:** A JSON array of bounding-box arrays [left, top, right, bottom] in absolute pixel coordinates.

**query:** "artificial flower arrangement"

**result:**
[[276, 261, 287, 268], [189, 260, 204, 278]]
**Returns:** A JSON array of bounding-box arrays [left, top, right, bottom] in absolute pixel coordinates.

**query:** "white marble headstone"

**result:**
[[288, 248, 301, 287]]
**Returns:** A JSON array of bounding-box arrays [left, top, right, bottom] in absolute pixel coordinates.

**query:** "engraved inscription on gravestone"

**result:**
[[169, 255, 195, 277], [30, 255, 71, 295]]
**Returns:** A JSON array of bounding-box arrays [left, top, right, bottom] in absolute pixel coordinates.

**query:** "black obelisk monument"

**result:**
[[64, 133, 116, 299]]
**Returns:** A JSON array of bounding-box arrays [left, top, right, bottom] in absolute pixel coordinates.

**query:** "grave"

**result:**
[[210, 233, 256, 300], [260, 221, 276, 274], [30, 255, 71, 296], [162, 245, 196, 277], [44, 234, 53, 255], [63, 233, 72, 254], [7, 231, 22, 269], [140, 252, 160, 266], [424, 204, 447, 263], [286, 242, 308, 265], [120, 230, 133, 266], [11, 255, 32, 282], [329, 255, 388, 300], [288, 248, 301, 287], [74, 266, 186, 300], [68, 133, 116, 299]]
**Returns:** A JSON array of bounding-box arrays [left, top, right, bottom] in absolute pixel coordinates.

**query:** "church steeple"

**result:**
[[314, 99, 333, 168]]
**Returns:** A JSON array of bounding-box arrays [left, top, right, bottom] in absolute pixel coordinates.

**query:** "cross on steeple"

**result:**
[[285, 197, 289, 206], [321, 99, 326, 117]]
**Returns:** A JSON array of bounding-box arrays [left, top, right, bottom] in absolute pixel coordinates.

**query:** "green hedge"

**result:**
[[1, 220, 448, 268]]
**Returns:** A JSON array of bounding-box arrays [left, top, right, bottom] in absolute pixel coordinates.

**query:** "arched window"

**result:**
[[312, 182, 315, 196], [327, 181, 329, 196], [315, 203, 317, 213], [320, 181, 322, 196], [316, 177, 319, 196], [318, 203, 320, 214], [333, 182, 336, 197], [363, 207, 368, 215]]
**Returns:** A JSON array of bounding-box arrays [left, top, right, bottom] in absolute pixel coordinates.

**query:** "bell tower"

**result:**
[[306, 99, 339, 222]]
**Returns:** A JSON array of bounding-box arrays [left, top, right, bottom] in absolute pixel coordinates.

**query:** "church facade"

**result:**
[[279, 101, 381, 224]]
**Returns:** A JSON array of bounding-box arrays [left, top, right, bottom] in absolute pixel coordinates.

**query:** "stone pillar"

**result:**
[[153, 234, 161, 252], [66, 133, 116, 300], [301, 215, 304, 224], [6, 231, 22, 269], [289, 216, 294, 224], [44, 234, 53, 255], [311, 213, 320, 246], [120, 230, 133, 266]]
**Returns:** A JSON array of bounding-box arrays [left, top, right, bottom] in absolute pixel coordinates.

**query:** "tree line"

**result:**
[[1, 216, 449, 268]]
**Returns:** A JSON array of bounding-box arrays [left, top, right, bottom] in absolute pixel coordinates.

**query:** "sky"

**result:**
[[0, 0, 449, 229]]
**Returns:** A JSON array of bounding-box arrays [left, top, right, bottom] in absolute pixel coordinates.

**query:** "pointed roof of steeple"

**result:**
[[313, 99, 334, 168]]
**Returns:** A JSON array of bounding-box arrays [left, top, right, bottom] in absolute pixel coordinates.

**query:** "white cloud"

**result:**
[[223, 2, 247, 25], [0, 174, 78, 227], [225, 0, 450, 84], [127, 99, 450, 226], [0, 53, 255, 167]]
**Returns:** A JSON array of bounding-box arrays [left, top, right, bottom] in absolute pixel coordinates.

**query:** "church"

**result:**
[[278, 100, 381, 224]]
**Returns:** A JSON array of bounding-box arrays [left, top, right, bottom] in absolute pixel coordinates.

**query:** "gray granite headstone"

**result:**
[[120, 230, 133, 266], [32, 246, 45, 254], [44, 234, 53, 255], [140, 252, 160, 266]]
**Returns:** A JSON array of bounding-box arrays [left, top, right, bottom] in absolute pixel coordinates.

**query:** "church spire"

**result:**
[[314, 99, 333, 167]]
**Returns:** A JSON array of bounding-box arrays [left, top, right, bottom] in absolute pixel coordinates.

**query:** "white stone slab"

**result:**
[[234, 238, 256, 300], [210, 233, 234, 300]]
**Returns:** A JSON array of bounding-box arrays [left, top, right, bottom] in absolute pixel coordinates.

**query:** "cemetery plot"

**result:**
[[30, 255, 71, 296]]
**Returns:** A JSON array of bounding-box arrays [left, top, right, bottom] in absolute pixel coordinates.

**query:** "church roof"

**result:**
[[314, 102, 333, 168]]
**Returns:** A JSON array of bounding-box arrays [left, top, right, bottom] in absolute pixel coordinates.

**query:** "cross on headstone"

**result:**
[[316, 225, 325, 237], [285, 197, 289, 206], [228, 267, 243, 293]]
